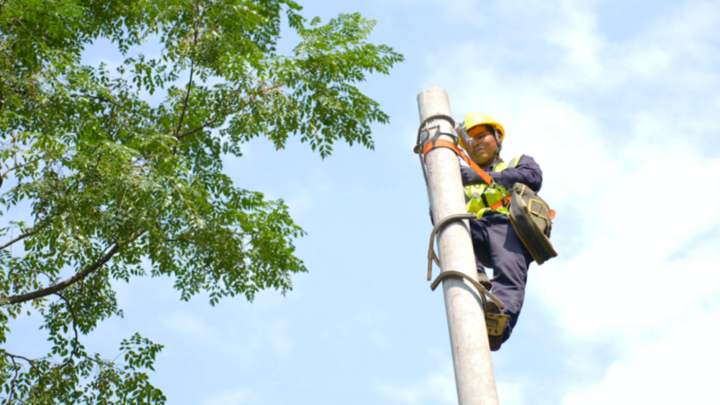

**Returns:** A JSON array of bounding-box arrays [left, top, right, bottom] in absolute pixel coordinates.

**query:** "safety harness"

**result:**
[[422, 139, 513, 213]]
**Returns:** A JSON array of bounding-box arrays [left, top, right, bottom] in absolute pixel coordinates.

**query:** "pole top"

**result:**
[[417, 87, 452, 122]]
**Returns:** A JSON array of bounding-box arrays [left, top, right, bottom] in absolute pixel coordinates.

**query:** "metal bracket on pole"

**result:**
[[427, 214, 509, 338], [429, 270, 509, 338], [426, 213, 491, 289], [426, 213, 508, 337], [430, 270, 504, 310], [414, 114, 458, 154]]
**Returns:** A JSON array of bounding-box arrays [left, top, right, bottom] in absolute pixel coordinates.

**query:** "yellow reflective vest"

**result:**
[[465, 156, 522, 218]]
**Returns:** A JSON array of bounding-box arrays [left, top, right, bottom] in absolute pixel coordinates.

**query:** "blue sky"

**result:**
[[5, 0, 720, 404]]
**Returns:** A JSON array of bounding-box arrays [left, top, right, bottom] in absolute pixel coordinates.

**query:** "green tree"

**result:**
[[0, 0, 403, 402]]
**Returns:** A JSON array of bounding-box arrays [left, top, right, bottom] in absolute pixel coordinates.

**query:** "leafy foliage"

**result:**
[[0, 0, 403, 402]]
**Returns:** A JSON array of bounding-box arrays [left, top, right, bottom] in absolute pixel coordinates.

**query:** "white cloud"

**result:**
[[161, 309, 294, 360], [265, 319, 294, 355], [539, 149, 720, 341], [378, 359, 532, 405], [561, 309, 720, 405], [543, 0, 603, 81], [284, 178, 330, 221], [164, 311, 220, 343], [496, 379, 530, 405], [377, 359, 457, 405], [320, 309, 391, 350]]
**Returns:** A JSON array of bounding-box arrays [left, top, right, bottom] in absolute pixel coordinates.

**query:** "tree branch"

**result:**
[[11, 268, 58, 284], [176, 82, 286, 140], [174, 5, 201, 140], [176, 117, 217, 140], [7, 354, 19, 404], [1, 155, 43, 188], [173, 63, 195, 139], [0, 221, 50, 251], [164, 238, 197, 244], [174, 63, 318, 141], [0, 229, 146, 306], [0, 349, 43, 386]]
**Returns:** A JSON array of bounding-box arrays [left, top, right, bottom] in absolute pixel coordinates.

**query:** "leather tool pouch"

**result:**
[[508, 183, 558, 265]]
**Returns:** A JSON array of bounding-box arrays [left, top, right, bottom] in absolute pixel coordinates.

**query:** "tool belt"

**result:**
[[508, 183, 558, 265]]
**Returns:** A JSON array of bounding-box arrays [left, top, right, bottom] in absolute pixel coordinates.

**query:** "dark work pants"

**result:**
[[469, 214, 534, 343]]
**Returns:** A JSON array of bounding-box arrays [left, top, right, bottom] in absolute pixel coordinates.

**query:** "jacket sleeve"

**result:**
[[489, 155, 543, 192]]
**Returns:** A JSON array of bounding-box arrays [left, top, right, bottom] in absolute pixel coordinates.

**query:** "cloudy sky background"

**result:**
[[5, 0, 720, 404]]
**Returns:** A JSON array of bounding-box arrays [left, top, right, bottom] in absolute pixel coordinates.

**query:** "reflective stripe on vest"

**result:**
[[465, 156, 522, 217]]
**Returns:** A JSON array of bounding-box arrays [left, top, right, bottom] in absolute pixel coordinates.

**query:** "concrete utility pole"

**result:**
[[417, 87, 500, 404]]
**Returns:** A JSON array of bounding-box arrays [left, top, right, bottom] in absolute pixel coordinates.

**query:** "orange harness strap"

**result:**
[[422, 139, 511, 211], [422, 139, 493, 185]]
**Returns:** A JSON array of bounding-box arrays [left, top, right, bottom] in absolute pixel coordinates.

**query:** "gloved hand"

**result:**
[[461, 166, 495, 186], [460, 166, 482, 185]]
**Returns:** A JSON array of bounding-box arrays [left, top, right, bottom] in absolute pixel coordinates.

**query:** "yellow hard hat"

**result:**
[[459, 112, 505, 150]]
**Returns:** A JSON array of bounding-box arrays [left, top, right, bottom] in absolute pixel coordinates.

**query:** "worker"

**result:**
[[458, 112, 542, 351]]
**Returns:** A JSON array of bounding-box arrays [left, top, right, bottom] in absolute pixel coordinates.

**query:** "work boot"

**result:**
[[477, 271, 492, 290], [484, 300, 506, 352]]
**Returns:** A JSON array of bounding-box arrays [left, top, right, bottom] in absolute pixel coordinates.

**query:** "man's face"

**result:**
[[467, 125, 498, 165]]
